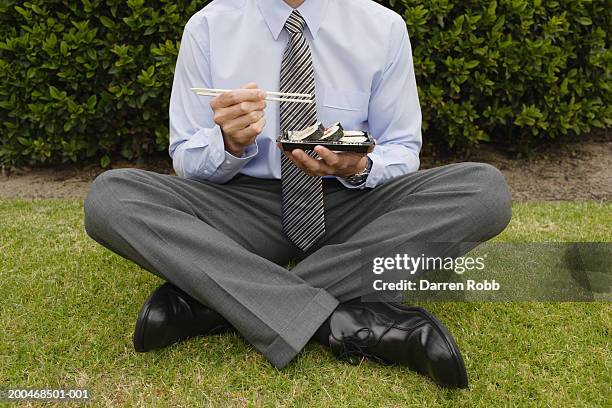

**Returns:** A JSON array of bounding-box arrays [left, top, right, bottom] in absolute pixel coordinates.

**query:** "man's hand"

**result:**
[[280, 145, 370, 178], [211, 83, 267, 157]]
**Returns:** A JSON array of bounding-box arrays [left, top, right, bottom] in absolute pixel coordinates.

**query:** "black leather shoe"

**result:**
[[328, 301, 468, 389], [133, 282, 231, 352]]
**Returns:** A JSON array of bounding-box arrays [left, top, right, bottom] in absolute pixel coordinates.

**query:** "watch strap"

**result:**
[[344, 157, 372, 186]]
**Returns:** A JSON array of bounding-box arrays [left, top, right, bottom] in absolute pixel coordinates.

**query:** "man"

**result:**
[[84, 0, 511, 389]]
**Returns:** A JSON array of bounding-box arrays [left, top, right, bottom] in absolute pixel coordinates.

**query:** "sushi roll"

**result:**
[[288, 122, 324, 141], [339, 130, 368, 143], [320, 122, 344, 141]]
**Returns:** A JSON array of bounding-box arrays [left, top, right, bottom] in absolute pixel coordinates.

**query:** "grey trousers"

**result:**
[[83, 162, 511, 369]]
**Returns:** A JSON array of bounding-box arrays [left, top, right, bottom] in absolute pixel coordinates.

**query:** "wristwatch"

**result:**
[[344, 157, 373, 186]]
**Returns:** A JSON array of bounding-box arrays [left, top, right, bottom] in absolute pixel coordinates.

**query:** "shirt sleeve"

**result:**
[[168, 18, 258, 183], [361, 15, 422, 189]]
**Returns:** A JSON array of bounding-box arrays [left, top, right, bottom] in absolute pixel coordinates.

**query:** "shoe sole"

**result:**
[[385, 302, 469, 389]]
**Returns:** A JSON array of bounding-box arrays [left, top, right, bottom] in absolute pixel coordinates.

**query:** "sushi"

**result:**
[[339, 130, 368, 143], [279, 122, 373, 153], [287, 122, 324, 141], [319, 122, 344, 141], [282, 122, 372, 148]]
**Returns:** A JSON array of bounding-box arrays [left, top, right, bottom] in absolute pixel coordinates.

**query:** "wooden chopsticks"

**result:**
[[190, 88, 314, 104]]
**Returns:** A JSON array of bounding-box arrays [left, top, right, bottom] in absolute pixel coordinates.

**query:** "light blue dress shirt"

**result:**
[[169, 0, 422, 188]]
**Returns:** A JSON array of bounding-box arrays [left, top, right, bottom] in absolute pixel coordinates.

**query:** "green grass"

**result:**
[[1, 200, 610, 407]]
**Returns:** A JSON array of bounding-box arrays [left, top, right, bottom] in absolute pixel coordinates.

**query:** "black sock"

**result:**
[[312, 316, 332, 347]]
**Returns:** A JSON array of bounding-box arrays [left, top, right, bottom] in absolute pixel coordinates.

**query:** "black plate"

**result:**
[[278, 131, 375, 153]]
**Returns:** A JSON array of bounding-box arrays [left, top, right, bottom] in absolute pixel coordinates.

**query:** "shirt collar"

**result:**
[[256, 0, 328, 40]]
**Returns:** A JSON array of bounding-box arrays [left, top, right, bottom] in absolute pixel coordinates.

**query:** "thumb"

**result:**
[[241, 82, 258, 89]]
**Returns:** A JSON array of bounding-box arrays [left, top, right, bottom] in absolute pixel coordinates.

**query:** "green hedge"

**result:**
[[0, 0, 610, 166], [387, 0, 611, 153]]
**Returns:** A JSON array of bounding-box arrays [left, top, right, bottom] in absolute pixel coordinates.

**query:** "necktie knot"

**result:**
[[284, 10, 307, 35]]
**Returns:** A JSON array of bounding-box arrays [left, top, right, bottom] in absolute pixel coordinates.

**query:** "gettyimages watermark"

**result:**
[[359, 243, 611, 302]]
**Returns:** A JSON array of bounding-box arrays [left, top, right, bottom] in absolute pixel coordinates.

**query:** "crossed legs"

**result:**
[[83, 162, 511, 370]]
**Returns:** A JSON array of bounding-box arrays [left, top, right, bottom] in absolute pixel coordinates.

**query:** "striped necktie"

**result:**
[[280, 10, 326, 251]]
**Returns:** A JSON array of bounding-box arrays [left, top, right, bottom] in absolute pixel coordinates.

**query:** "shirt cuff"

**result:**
[[214, 142, 259, 176], [207, 130, 258, 183], [172, 126, 225, 179], [336, 176, 367, 189], [364, 150, 385, 188]]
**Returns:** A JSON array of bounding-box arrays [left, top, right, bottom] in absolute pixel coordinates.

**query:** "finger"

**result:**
[[232, 116, 266, 144], [316, 145, 367, 161], [314, 146, 341, 167], [241, 82, 258, 89], [221, 110, 265, 133], [289, 149, 308, 166], [252, 116, 266, 134], [214, 100, 267, 124], [292, 149, 334, 176], [210, 88, 266, 109], [284, 152, 319, 177]]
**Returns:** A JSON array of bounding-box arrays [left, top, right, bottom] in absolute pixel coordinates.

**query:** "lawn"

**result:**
[[1, 199, 610, 407]]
